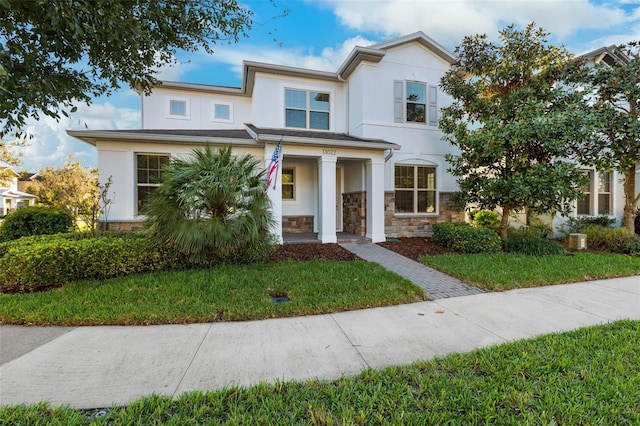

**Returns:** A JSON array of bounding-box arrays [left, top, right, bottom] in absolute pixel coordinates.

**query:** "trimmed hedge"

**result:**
[[0, 232, 277, 293], [582, 225, 640, 255], [432, 222, 502, 254], [0, 206, 73, 242]]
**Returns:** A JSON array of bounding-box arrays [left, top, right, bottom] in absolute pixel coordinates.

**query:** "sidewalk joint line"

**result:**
[[329, 314, 371, 370], [172, 323, 214, 397]]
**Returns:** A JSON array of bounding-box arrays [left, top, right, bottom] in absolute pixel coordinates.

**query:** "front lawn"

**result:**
[[0, 260, 425, 326], [2, 320, 638, 424], [421, 251, 640, 291]]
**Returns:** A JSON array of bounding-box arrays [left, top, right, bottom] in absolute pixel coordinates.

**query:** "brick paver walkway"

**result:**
[[340, 242, 484, 300]]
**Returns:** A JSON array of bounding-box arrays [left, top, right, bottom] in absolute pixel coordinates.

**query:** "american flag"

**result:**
[[265, 138, 283, 190]]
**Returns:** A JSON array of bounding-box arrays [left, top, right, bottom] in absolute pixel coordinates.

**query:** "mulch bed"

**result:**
[[269, 237, 449, 262], [269, 243, 360, 262], [378, 237, 450, 260]]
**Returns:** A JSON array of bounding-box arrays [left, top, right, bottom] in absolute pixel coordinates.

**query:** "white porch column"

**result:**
[[366, 158, 386, 243], [318, 155, 337, 243], [265, 144, 283, 244]]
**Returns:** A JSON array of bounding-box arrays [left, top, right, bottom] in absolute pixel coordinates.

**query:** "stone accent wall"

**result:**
[[384, 191, 466, 237], [342, 191, 366, 236], [282, 216, 314, 233], [98, 221, 145, 232]]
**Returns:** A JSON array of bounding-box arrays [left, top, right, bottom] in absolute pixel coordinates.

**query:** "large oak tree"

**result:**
[[440, 23, 590, 239], [0, 0, 254, 138]]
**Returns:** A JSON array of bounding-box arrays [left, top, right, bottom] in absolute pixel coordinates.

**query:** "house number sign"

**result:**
[[322, 149, 337, 155]]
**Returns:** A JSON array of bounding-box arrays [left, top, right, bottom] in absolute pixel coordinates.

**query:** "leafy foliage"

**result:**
[[26, 157, 103, 229], [440, 24, 590, 239], [581, 225, 640, 255], [468, 209, 501, 234], [144, 146, 275, 263], [432, 222, 502, 253], [564, 42, 640, 233], [0, 206, 73, 242], [503, 233, 566, 256], [562, 215, 617, 234], [0, 0, 254, 137]]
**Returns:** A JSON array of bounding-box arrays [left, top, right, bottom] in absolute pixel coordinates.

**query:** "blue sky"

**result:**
[[10, 0, 640, 172]]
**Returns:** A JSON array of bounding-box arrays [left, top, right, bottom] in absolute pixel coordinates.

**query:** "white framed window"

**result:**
[[577, 170, 612, 216], [394, 80, 438, 126], [394, 165, 437, 214], [213, 103, 232, 122], [136, 153, 170, 214], [282, 168, 295, 200], [285, 89, 330, 130], [167, 97, 190, 119]]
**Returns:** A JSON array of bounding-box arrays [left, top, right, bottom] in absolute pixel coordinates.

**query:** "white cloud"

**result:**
[[192, 35, 376, 78], [322, 0, 629, 47], [9, 102, 140, 172]]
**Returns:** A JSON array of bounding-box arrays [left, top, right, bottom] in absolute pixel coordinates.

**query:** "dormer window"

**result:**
[[285, 89, 330, 130]]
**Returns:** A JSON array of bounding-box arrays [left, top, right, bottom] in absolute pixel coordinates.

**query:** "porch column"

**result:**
[[318, 155, 337, 243], [265, 144, 283, 244], [366, 158, 386, 243]]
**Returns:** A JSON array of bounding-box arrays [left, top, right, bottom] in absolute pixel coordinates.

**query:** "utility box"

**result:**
[[569, 233, 587, 250]]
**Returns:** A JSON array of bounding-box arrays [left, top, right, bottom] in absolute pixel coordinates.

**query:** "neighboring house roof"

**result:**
[[580, 45, 630, 66], [0, 188, 37, 199], [151, 31, 456, 95], [18, 172, 41, 181], [68, 125, 400, 151]]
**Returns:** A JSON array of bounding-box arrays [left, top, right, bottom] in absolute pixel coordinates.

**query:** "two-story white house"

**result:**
[[67, 32, 637, 242], [68, 32, 465, 243], [0, 168, 37, 216]]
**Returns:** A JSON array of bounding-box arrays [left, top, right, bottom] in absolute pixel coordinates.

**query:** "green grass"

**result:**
[[421, 251, 640, 291], [0, 260, 425, 326], [2, 320, 639, 424]]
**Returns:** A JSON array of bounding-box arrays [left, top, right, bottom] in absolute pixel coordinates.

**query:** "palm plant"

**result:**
[[143, 146, 275, 263]]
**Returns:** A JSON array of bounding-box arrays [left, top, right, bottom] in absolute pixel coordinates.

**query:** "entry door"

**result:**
[[336, 166, 343, 231]]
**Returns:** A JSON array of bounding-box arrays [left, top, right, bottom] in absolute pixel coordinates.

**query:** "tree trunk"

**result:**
[[500, 204, 511, 240], [622, 166, 639, 233]]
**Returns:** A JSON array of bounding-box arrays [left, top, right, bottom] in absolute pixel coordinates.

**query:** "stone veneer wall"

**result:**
[[342, 191, 366, 236], [282, 216, 314, 233], [384, 191, 466, 238], [98, 221, 145, 232]]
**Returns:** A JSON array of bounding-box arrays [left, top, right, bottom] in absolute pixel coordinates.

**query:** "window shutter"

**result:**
[[428, 84, 438, 126], [393, 80, 403, 123]]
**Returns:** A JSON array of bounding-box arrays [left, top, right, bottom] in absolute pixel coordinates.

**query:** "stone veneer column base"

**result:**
[[282, 216, 314, 233], [342, 191, 366, 236]]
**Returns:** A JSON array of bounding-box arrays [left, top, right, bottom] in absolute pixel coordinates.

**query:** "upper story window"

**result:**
[[168, 97, 190, 119], [394, 165, 436, 214], [170, 100, 186, 116], [136, 154, 170, 214], [285, 89, 330, 130], [212, 103, 232, 123], [394, 80, 438, 126]]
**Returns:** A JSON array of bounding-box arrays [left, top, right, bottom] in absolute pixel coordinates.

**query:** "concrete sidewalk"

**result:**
[[1, 276, 639, 409]]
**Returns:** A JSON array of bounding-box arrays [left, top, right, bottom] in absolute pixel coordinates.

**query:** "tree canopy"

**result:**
[[565, 42, 640, 233], [440, 23, 590, 239], [0, 0, 253, 138]]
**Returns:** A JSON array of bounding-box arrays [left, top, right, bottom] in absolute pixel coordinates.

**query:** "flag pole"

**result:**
[[272, 136, 284, 190]]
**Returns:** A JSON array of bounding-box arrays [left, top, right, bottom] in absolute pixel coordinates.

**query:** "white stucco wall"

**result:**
[[141, 88, 252, 130]]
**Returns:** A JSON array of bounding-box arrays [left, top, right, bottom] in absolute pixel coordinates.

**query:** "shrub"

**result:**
[[0, 232, 280, 293], [503, 234, 565, 256], [582, 225, 640, 255], [0, 206, 73, 242], [432, 222, 502, 254], [469, 209, 501, 234], [563, 216, 616, 234]]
